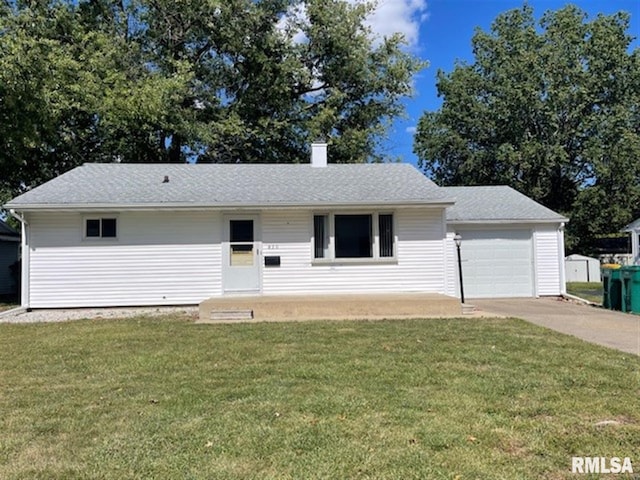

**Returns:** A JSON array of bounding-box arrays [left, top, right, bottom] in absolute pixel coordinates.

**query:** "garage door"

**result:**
[[459, 229, 534, 298]]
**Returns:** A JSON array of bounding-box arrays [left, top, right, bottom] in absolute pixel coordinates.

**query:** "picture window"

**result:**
[[313, 213, 394, 261]]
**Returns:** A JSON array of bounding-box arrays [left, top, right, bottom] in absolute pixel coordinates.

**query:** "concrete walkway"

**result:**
[[473, 297, 640, 356]]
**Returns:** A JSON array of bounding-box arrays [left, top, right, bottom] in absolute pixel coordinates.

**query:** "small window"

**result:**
[[379, 214, 394, 257], [230, 220, 253, 243], [86, 219, 101, 237], [102, 218, 117, 238], [314, 215, 329, 259], [85, 218, 117, 238], [229, 219, 254, 266], [335, 214, 372, 258]]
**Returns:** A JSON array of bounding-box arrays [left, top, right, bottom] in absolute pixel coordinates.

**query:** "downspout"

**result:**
[[532, 228, 539, 297], [558, 223, 566, 295], [8, 209, 29, 309]]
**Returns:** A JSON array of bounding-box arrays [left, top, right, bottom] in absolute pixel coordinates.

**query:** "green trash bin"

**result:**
[[602, 265, 622, 310], [621, 265, 640, 313]]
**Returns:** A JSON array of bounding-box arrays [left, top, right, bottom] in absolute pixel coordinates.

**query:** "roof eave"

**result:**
[[447, 218, 569, 225], [5, 199, 456, 211], [622, 221, 640, 232]]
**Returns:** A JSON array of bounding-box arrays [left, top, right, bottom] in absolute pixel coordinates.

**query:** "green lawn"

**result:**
[[1, 316, 638, 479], [566, 282, 604, 304]]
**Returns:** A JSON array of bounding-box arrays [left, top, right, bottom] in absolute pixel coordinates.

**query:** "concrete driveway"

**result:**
[[473, 297, 640, 356]]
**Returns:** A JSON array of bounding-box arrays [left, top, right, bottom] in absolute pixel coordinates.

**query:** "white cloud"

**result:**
[[405, 126, 417, 134], [357, 0, 428, 47], [278, 1, 428, 49]]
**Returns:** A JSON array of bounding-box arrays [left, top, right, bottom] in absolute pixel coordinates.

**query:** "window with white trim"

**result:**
[[85, 218, 117, 238], [313, 212, 395, 261]]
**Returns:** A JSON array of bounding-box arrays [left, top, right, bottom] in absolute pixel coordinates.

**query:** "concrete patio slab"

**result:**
[[473, 297, 640, 356], [198, 293, 462, 323]]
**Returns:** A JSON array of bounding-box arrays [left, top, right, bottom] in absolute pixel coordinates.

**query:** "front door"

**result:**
[[222, 216, 261, 293]]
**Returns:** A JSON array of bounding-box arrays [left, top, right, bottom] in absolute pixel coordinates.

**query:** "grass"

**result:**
[[0, 316, 638, 479], [566, 282, 604, 304]]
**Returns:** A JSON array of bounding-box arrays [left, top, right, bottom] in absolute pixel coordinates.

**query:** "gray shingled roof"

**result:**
[[5, 163, 453, 209], [443, 186, 568, 223]]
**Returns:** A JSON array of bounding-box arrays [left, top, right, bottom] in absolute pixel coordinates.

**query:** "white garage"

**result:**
[[444, 186, 567, 299]]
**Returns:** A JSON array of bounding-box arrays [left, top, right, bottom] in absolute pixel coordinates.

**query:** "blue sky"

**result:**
[[378, 0, 640, 166]]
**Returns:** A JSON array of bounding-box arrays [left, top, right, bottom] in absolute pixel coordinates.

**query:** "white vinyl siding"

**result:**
[[534, 226, 563, 296], [27, 211, 222, 308], [444, 230, 457, 297], [262, 208, 447, 295], [24, 206, 451, 307]]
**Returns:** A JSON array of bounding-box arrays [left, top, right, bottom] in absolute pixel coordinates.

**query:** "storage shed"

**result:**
[[564, 254, 601, 283]]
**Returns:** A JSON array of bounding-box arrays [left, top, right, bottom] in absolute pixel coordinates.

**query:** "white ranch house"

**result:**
[[5, 145, 567, 308]]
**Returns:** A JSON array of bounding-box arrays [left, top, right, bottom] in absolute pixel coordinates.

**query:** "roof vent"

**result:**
[[311, 141, 327, 168], [163, 175, 170, 183]]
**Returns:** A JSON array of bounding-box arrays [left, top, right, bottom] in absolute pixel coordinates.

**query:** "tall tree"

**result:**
[[413, 5, 640, 252], [138, 0, 424, 164], [0, 0, 190, 202], [0, 0, 424, 207]]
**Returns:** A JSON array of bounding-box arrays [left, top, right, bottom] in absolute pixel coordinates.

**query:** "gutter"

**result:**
[[447, 218, 570, 225], [3, 200, 457, 212], [8, 209, 27, 226], [8, 210, 29, 309]]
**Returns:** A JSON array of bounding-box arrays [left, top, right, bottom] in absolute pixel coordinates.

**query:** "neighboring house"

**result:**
[[0, 219, 20, 295], [443, 186, 568, 298], [622, 219, 640, 265], [565, 254, 601, 283], [4, 144, 567, 308]]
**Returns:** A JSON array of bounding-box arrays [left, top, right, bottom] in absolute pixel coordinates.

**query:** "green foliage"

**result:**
[[0, 0, 424, 206], [413, 5, 640, 253]]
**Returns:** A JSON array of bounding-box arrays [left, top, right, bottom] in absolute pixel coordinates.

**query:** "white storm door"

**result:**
[[222, 216, 261, 293]]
